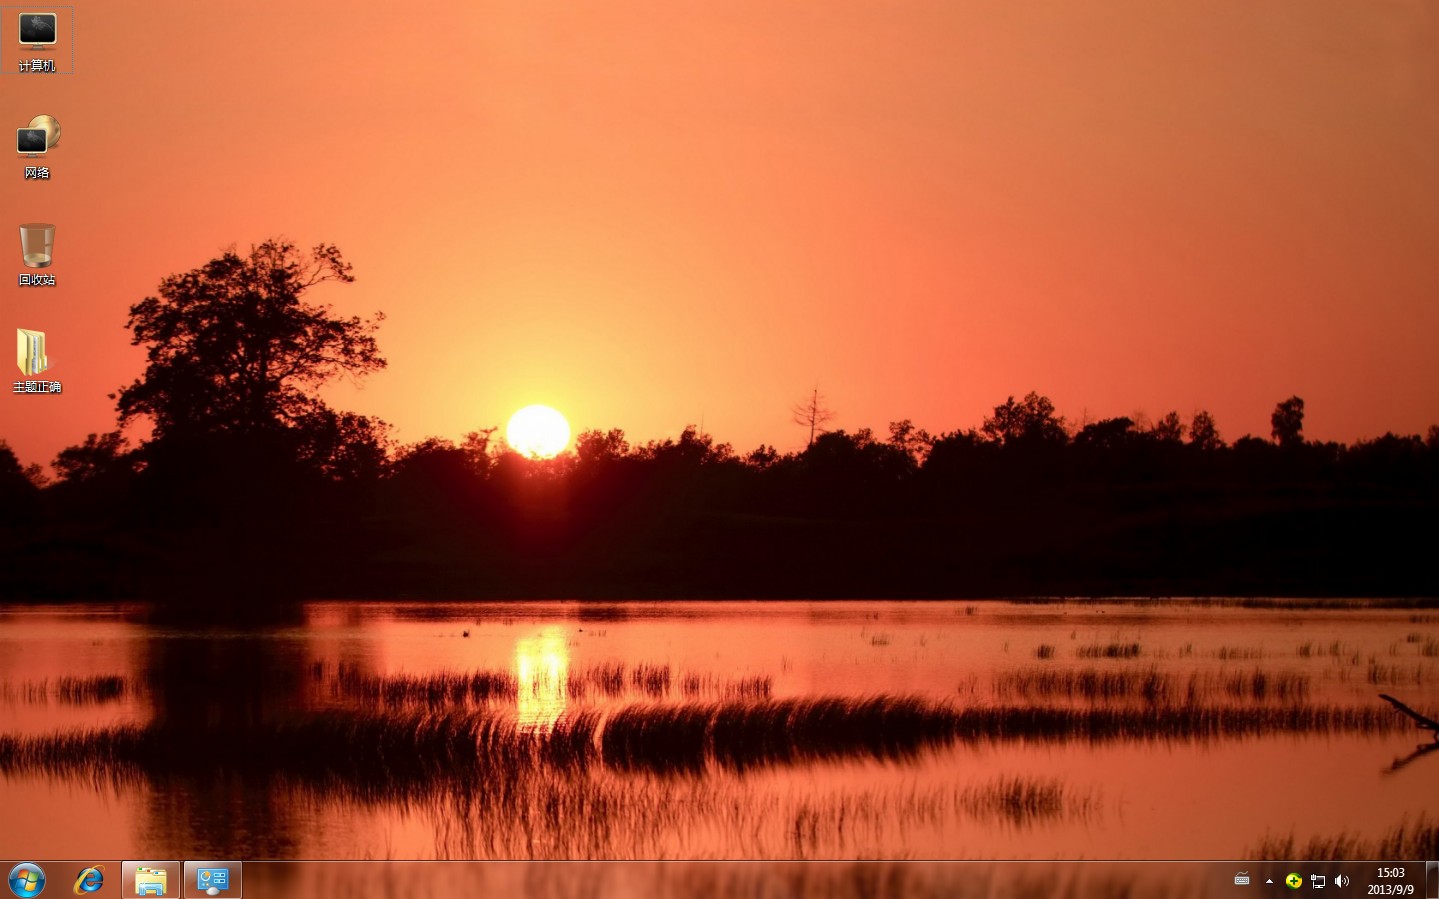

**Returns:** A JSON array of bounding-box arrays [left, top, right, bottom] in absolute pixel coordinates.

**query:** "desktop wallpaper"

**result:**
[[2, 1, 1438, 897]]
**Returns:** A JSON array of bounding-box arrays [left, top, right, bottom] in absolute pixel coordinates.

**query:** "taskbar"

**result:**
[[3, 859, 1437, 898]]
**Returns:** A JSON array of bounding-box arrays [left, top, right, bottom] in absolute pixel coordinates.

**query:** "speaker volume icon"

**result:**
[[1332, 874, 1351, 888]]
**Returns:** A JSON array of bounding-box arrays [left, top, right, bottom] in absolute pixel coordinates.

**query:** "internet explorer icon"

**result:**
[[73, 864, 105, 893]]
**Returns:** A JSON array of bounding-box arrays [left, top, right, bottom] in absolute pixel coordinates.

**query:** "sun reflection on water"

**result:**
[[516, 628, 569, 733]]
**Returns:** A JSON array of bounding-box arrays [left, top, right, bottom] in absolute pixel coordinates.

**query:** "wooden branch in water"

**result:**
[[1387, 740, 1439, 774], [1379, 693, 1439, 740]]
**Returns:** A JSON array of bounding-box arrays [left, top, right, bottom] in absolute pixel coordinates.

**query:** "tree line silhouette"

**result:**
[[2, 240, 1435, 602]]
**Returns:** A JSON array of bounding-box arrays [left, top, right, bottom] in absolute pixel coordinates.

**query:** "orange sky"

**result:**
[[6, 0, 1438, 467]]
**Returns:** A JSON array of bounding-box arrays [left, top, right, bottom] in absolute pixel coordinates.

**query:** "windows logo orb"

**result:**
[[6, 863, 45, 898]]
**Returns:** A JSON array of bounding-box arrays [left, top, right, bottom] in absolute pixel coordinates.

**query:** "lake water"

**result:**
[[1, 600, 1435, 865]]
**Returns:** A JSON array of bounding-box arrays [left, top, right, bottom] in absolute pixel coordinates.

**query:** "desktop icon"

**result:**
[[1286, 872, 1303, 889], [17, 328, 48, 376], [1312, 874, 1326, 889], [18, 12, 58, 46], [72, 866, 104, 894], [20, 223, 55, 267], [17, 114, 60, 155], [7, 863, 45, 898]]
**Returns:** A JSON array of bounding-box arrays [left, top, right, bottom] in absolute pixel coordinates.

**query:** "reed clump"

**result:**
[[0, 694, 1405, 790], [631, 664, 672, 697], [332, 668, 519, 707], [958, 776, 1099, 827], [1215, 646, 1264, 660], [1076, 643, 1141, 659], [1248, 814, 1439, 860], [0, 676, 130, 705], [324, 662, 771, 707], [992, 667, 1171, 703], [1220, 669, 1310, 702]]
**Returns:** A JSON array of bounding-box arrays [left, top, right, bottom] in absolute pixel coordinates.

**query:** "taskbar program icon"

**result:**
[[183, 861, 242, 898], [122, 861, 179, 899], [73, 864, 105, 894]]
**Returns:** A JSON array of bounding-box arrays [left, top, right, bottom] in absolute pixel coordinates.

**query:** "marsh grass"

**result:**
[[1215, 646, 1264, 660], [958, 776, 1100, 827], [321, 663, 773, 707], [993, 666, 1314, 706], [0, 675, 129, 705], [631, 665, 671, 697], [329, 667, 519, 706], [0, 693, 1406, 795], [1366, 661, 1429, 686], [1035, 645, 1056, 660], [1056, 597, 1434, 610], [1076, 643, 1141, 659], [1248, 813, 1439, 860], [1220, 669, 1309, 702], [993, 667, 1171, 703]]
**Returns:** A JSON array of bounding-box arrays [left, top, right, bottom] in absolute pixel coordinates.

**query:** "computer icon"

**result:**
[[18, 13, 57, 47]]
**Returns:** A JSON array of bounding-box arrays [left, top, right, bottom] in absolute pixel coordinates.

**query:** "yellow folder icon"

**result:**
[[134, 865, 168, 897], [16, 328, 47, 376]]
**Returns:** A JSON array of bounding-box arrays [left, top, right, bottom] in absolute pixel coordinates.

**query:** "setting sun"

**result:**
[[506, 404, 572, 458]]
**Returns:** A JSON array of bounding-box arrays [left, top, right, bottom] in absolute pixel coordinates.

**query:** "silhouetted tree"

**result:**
[[575, 428, 631, 465], [887, 419, 933, 465], [115, 240, 386, 473], [0, 441, 41, 497], [745, 444, 781, 469], [636, 426, 732, 466], [52, 432, 135, 483], [803, 428, 913, 488], [792, 388, 836, 448], [460, 428, 499, 474], [1152, 411, 1185, 443], [1074, 417, 1138, 451], [981, 392, 1067, 447], [922, 428, 986, 471], [1189, 410, 1223, 450], [1271, 396, 1305, 447]]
